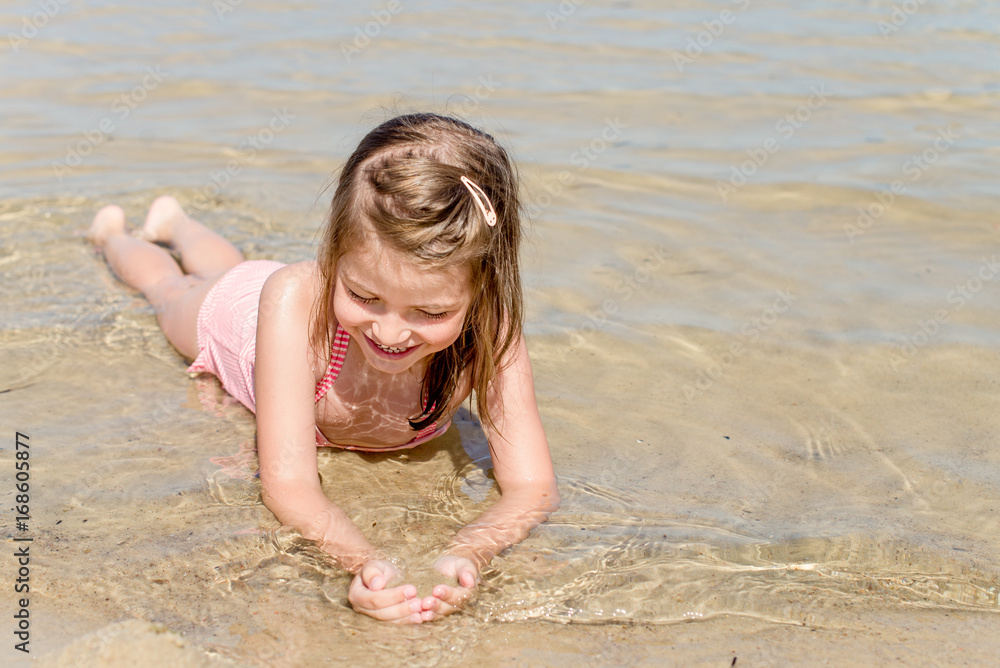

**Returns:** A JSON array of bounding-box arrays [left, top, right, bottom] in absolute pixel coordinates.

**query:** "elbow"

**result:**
[[549, 483, 561, 515], [539, 476, 561, 517], [259, 468, 282, 500], [258, 471, 307, 515], [260, 483, 280, 511], [499, 476, 560, 518], [259, 481, 288, 519]]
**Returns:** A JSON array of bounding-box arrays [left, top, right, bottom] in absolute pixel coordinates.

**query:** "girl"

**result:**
[[87, 113, 559, 624]]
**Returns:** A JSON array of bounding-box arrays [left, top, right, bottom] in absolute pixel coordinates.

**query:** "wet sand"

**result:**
[[2, 1, 1000, 666]]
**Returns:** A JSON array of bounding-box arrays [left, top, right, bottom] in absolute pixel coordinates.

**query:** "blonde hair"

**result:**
[[313, 113, 523, 433]]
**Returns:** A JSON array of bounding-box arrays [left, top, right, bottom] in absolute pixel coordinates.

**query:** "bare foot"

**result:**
[[87, 205, 129, 248], [140, 195, 188, 246]]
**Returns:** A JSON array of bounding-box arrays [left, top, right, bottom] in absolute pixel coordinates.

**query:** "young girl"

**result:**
[[87, 113, 559, 624]]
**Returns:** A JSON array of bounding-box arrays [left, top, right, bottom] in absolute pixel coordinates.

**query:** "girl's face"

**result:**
[[332, 236, 473, 375]]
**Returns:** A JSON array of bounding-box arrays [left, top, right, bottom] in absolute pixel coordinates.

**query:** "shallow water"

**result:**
[[3, 1, 1000, 666]]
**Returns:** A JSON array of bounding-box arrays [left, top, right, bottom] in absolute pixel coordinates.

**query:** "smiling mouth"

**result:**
[[364, 334, 418, 359]]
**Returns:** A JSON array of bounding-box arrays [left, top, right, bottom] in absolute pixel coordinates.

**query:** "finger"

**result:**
[[349, 579, 424, 621], [352, 582, 418, 610], [354, 597, 426, 623], [360, 562, 386, 589], [430, 584, 473, 609], [457, 566, 479, 588], [361, 561, 403, 592], [423, 594, 461, 618], [431, 584, 461, 602]]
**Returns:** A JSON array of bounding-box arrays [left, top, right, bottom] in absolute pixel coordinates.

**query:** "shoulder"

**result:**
[[259, 261, 321, 316], [257, 261, 332, 375]]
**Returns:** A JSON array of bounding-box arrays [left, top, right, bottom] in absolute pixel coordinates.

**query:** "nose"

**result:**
[[371, 314, 411, 346]]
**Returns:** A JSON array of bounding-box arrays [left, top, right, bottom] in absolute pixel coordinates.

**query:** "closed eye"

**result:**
[[350, 288, 448, 320], [347, 288, 377, 305]]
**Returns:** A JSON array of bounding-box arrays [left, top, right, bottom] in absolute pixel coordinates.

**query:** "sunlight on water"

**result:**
[[206, 449, 1000, 635], [3, 0, 1000, 664]]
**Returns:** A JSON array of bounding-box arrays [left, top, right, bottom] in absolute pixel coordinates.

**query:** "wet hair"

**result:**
[[312, 113, 523, 433]]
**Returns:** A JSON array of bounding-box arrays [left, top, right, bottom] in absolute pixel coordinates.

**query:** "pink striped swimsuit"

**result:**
[[188, 260, 449, 452], [312, 323, 449, 451]]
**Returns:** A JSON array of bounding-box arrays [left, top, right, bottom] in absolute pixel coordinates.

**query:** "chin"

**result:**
[[361, 347, 425, 374]]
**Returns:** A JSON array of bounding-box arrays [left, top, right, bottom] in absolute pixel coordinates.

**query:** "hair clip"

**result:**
[[460, 176, 497, 227]]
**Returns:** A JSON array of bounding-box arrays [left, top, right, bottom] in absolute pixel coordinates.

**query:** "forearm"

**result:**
[[261, 480, 378, 573], [443, 480, 559, 571]]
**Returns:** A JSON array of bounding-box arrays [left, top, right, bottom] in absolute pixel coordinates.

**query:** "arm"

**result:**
[[254, 264, 425, 622], [425, 334, 560, 615], [446, 334, 560, 567]]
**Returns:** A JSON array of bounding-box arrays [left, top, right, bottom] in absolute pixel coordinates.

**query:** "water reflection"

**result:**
[[208, 450, 1000, 636]]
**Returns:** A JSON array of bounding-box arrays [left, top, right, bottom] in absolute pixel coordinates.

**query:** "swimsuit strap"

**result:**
[[314, 325, 350, 403], [312, 325, 443, 449]]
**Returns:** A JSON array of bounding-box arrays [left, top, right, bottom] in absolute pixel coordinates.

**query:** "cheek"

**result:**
[[331, 294, 364, 328], [421, 315, 468, 348], [423, 326, 459, 347]]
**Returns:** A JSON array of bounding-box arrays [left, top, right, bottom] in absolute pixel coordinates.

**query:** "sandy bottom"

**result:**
[[28, 612, 1000, 667], [2, 190, 999, 666], [4, 1, 1000, 664]]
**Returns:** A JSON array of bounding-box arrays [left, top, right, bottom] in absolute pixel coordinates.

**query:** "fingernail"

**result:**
[[409, 599, 422, 613]]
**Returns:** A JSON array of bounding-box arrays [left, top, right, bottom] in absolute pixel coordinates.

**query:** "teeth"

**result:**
[[376, 342, 407, 354]]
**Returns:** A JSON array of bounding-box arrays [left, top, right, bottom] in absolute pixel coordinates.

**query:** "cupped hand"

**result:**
[[348, 559, 430, 623], [418, 555, 480, 620]]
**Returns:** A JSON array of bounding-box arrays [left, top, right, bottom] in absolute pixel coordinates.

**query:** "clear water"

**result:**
[[2, 1, 1000, 665]]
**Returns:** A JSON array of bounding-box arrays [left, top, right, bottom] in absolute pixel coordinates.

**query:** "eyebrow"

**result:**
[[341, 274, 461, 312]]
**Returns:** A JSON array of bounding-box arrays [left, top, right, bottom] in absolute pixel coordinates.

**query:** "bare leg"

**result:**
[[88, 205, 217, 360], [140, 196, 244, 278]]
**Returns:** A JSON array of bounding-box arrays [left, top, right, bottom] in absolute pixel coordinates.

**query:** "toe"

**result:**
[[87, 205, 128, 246], [141, 195, 184, 243]]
